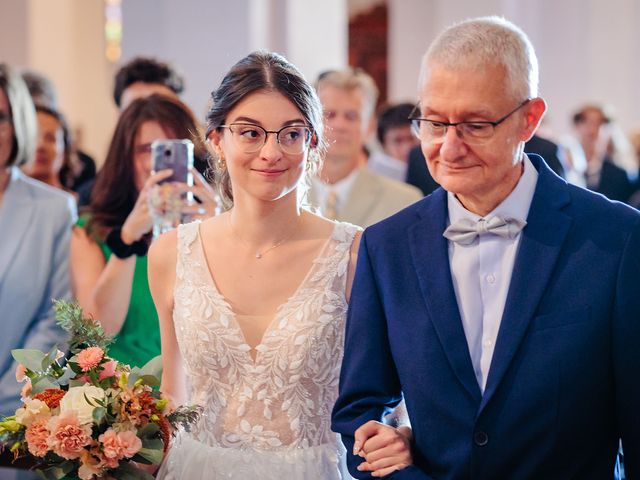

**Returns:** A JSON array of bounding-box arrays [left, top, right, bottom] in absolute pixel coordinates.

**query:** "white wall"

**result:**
[[1, 0, 639, 163], [387, 0, 640, 137]]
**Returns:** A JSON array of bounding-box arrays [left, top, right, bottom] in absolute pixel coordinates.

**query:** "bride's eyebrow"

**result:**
[[230, 116, 307, 127]]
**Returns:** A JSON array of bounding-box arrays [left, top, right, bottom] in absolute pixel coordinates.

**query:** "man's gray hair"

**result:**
[[316, 68, 379, 122], [421, 16, 539, 101]]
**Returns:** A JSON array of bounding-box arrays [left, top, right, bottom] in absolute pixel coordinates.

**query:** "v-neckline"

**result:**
[[195, 222, 339, 365]]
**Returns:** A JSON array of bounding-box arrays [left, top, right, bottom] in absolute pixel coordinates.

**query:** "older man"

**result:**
[[332, 16, 640, 479], [310, 69, 421, 228]]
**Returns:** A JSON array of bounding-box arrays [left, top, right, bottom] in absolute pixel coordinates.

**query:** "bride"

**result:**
[[148, 51, 411, 479]]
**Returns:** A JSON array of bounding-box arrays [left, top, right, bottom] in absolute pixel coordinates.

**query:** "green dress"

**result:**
[[76, 216, 160, 368]]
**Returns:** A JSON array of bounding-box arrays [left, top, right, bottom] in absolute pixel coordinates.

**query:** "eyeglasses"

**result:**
[[219, 123, 313, 155], [409, 99, 531, 145]]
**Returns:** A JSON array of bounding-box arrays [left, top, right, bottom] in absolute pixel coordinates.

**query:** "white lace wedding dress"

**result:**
[[157, 221, 359, 479]]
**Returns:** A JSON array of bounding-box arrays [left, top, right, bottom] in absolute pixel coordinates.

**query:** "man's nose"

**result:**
[[439, 125, 467, 159]]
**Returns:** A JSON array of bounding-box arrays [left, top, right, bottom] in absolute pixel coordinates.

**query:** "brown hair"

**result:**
[[87, 94, 204, 239]]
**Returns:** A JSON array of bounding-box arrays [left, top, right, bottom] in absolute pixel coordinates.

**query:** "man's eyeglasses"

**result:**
[[219, 123, 313, 155], [409, 99, 531, 145]]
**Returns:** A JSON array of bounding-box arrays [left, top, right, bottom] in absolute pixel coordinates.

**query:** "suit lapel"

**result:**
[[409, 189, 482, 403], [0, 168, 35, 287], [480, 158, 572, 410], [339, 169, 381, 226]]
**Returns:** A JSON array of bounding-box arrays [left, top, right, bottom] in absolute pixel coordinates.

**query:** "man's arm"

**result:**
[[332, 231, 433, 479], [614, 216, 640, 477]]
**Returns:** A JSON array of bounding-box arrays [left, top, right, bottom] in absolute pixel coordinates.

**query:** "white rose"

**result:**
[[58, 385, 105, 424], [15, 399, 50, 427]]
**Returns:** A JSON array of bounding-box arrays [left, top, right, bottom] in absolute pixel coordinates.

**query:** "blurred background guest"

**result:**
[[367, 102, 419, 182], [69, 94, 213, 368], [0, 64, 76, 416], [113, 56, 184, 112], [310, 68, 421, 227], [572, 103, 634, 203], [21, 69, 97, 195], [21, 105, 76, 196]]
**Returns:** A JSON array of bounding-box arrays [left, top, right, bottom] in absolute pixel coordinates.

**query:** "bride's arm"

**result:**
[[148, 230, 187, 408]]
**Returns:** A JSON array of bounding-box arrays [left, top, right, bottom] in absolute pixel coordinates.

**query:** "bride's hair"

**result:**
[[204, 51, 325, 211]]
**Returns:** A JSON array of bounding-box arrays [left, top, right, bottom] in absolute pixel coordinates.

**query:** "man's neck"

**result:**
[[319, 155, 359, 185]]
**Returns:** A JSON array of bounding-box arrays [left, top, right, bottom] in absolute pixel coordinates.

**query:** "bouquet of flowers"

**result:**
[[0, 300, 199, 479]]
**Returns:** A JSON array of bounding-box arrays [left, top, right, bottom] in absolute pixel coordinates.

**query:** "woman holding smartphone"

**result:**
[[70, 94, 215, 368], [149, 51, 412, 479]]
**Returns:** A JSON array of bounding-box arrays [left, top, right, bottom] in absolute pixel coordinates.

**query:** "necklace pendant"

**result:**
[[255, 252, 262, 259]]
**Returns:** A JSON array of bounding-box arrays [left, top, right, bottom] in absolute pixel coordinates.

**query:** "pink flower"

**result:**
[[98, 360, 118, 381], [47, 410, 93, 460], [24, 420, 49, 457], [77, 347, 104, 372], [21, 380, 32, 399], [78, 449, 106, 480], [99, 429, 142, 467], [15, 364, 27, 382], [117, 430, 142, 457]]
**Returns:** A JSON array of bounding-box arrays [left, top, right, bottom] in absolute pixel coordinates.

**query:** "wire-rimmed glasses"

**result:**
[[219, 123, 313, 155], [409, 99, 531, 145]]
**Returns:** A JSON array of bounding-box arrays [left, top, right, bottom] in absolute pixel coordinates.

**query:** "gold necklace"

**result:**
[[228, 214, 301, 259]]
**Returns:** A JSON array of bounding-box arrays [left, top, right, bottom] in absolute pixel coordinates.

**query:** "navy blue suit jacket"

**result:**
[[332, 155, 640, 479]]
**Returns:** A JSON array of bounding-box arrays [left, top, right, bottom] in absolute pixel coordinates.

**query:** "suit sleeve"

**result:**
[[614, 216, 640, 477], [332, 231, 434, 479]]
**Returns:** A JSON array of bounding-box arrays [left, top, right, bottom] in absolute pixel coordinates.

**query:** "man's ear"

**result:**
[[521, 97, 547, 141]]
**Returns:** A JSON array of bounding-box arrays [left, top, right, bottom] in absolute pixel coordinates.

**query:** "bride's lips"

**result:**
[[253, 168, 287, 177]]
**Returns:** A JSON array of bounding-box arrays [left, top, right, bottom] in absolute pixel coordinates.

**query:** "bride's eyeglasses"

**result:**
[[219, 123, 313, 155]]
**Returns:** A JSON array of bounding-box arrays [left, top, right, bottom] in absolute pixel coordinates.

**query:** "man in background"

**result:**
[[310, 69, 421, 228]]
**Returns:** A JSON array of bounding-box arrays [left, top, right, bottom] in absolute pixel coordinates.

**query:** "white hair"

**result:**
[[316, 68, 379, 122], [420, 16, 539, 101]]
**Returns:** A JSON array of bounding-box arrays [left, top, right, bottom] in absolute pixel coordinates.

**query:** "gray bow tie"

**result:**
[[443, 216, 527, 245]]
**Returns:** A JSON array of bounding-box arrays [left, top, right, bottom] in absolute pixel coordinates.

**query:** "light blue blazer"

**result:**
[[0, 167, 76, 415]]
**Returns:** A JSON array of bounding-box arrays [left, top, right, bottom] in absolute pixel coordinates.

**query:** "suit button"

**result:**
[[474, 431, 489, 446]]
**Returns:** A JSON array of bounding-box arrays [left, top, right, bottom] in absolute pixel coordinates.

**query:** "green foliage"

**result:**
[[166, 405, 202, 434], [128, 355, 163, 388], [53, 300, 113, 352], [35, 460, 75, 479], [111, 461, 156, 480]]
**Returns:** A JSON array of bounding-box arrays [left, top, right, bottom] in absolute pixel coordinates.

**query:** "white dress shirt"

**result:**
[[447, 155, 538, 392], [311, 168, 359, 218]]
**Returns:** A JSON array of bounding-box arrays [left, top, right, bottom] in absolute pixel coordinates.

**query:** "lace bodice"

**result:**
[[173, 221, 359, 452]]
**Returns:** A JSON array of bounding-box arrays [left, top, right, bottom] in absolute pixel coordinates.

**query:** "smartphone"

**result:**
[[151, 139, 194, 186]]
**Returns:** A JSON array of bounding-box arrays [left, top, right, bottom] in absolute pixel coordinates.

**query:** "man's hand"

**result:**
[[354, 421, 413, 477]]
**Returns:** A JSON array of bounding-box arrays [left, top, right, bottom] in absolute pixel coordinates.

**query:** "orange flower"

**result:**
[[24, 420, 50, 457], [47, 411, 93, 460], [34, 389, 66, 410], [77, 347, 104, 372]]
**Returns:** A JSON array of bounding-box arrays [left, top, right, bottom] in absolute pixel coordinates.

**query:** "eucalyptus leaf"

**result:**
[[92, 406, 106, 425], [112, 461, 156, 480], [137, 422, 160, 438], [41, 345, 60, 370], [56, 366, 75, 386], [12, 349, 46, 372], [35, 460, 75, 479], [136, 446, 164, 464], [139, 355, 163, 378], [31, 376, 59, 395], [141, 436, 163, 451]]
